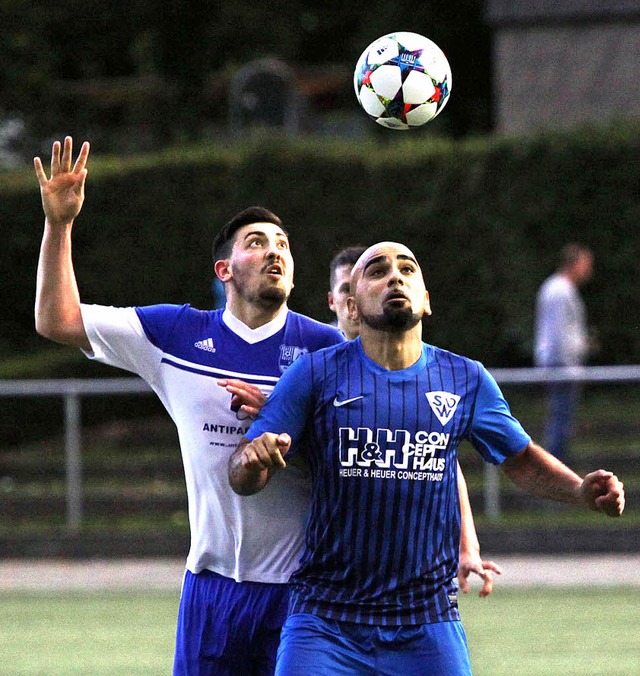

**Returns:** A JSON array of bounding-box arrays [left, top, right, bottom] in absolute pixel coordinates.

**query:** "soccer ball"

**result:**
[[354, 32, 452, 130]]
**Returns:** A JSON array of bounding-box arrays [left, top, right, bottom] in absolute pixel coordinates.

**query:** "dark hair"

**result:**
[[329, 245, 367, 288], [559, 243, 592, 269], [212, 206, 285, 263]]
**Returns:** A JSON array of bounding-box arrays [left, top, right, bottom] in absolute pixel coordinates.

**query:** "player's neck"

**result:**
[[226, 297, 287, 330], [338, 322, 359, 341], [559, 269, 578, 286], [359, 327, 423, 371]]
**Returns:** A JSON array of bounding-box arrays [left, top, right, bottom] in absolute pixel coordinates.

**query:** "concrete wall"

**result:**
[[492, 22, 640, 133]]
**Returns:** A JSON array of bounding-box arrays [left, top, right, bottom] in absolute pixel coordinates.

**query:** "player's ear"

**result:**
[[328, 291, 336, 312], [347, 296, 359, 322], [214, 259, 232, 283], [423, 290, 432, 316]]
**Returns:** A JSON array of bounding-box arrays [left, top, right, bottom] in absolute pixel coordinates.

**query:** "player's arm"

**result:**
[[229, 433, 291, 495], [34, 136, 91, 351], [501, 440, 625, 517], [229, 353, 314, 495], [457, 462, 502, 597]]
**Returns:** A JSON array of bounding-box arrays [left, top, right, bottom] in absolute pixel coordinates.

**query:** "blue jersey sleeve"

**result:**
[[468, 366, 531, 464], [135, 304, 189, 350], [245, 353, 315, 449]]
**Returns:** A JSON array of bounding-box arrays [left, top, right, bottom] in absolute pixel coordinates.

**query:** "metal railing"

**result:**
[[3, 365, 640, 530], [1, 378, 152, 533], [483, 365, 640, 520]]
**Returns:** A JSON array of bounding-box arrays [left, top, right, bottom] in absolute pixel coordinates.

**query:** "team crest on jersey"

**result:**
[[426, 391, 460, 426], [278, 344, 308, 373]]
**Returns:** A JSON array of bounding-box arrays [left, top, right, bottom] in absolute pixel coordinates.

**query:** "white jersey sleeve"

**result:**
[[80, 304, 162, 384]]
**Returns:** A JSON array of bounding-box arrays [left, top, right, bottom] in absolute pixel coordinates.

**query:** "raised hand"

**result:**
[[34, 136, 90, 228]]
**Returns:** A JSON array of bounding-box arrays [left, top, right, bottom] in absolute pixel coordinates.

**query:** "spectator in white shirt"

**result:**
[[534, 243, 594, 461]]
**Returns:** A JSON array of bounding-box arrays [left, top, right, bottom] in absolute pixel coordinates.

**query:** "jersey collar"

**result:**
[[222, 305, 289, 344], [355, 337, 430, 379]]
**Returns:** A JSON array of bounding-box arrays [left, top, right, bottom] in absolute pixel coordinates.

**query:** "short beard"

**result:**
[[361, 306, 422, 333], [255, 286, 288, 308]]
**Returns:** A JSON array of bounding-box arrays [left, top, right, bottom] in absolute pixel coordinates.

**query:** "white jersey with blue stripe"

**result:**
[[247, 338, 531, 624], [80, 302, 344, 582]]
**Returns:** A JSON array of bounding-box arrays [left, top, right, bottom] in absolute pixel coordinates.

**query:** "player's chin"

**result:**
[[259, 286, 289, 303], [383, 307, 422, 331]]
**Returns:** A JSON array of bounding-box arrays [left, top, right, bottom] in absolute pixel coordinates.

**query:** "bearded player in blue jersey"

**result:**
[[328, 245, 502, 599], [230, 241, 625, 675]]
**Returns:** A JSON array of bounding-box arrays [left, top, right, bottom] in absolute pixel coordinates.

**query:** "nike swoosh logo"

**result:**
[[333, 396, 364, 407]]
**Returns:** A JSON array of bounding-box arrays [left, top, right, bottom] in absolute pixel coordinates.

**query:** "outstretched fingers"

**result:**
[[72, 140, 90, 174], [50, 139, 61, 176], [34, 136, 91, 228], [217, 379, 266, 418], [61, 136, 73, 173], [33, 156, 47, 186], [36, 137, 90, 183]]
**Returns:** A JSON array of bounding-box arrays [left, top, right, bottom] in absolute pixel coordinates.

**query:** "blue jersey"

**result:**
[[246, 338, 531, 625]]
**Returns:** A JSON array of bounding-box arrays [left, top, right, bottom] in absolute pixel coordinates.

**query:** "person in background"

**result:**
[[534, 243, 595, 462], [230, 241, 623, 675], [328, 245, 501, 596], [328, 245, 367, 339]]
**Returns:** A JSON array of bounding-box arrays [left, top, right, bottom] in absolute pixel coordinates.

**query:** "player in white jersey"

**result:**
[[33, 137, 343, 675]]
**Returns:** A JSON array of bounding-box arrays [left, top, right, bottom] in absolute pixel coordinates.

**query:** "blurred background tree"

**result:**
[[0, 0, 490, 161]]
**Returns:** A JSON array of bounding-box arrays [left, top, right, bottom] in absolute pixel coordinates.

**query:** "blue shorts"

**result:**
[[173, 569, 289, 676], [275, 613, 472, 676]]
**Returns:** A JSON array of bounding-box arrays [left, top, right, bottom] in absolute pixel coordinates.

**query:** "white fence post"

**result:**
[[483, 463, 501, 522], [64, 392, 83, 533], [0, 378, 152, 533]]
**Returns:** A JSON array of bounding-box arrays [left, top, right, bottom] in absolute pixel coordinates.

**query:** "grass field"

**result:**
[[1, 591, 178, 675], [1, 587, 638, 675], [461, 587, 640, 676]]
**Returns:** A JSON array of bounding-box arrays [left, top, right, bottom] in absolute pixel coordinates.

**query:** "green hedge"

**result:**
[[3, 127, 640, 371]]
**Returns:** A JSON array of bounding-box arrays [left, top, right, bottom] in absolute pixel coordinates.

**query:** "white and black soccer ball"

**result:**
[[354, 31, 452, 130]]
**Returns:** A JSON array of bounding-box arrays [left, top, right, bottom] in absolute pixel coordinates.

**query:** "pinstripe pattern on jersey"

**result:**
[[289, 339, 484, 626]]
